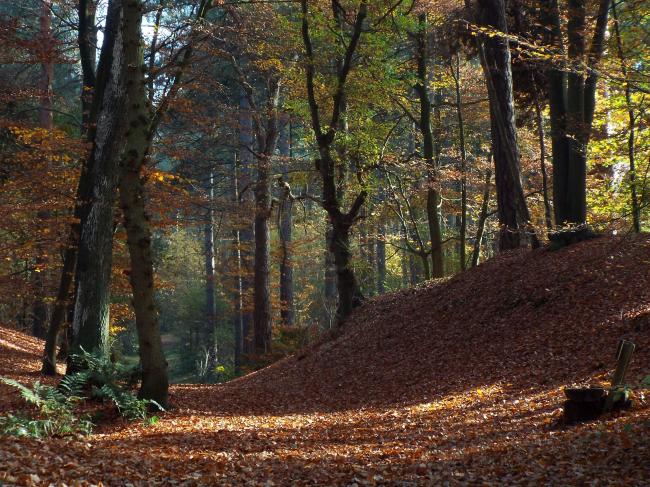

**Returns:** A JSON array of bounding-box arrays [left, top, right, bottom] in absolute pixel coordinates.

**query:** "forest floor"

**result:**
[[1, 234, 650, 486]]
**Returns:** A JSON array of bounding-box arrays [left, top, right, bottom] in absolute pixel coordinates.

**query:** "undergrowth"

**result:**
[[0, 349, 163, 438]]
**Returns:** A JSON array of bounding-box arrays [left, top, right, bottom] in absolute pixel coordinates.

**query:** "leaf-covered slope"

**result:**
[[211, 234, 650, 414], [1, 235, 649, 485]]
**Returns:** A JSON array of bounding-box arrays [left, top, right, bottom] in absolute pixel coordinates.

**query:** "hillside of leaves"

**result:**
[[1, 234, 650, 485]]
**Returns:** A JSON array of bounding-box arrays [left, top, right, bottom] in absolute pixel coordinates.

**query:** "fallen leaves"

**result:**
[[1, 235, 650, 485]]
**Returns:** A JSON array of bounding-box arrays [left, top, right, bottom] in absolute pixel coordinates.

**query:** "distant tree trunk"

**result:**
[[70, 0, 130, 361], [238, 92, 255, 354], [477, 0, 537, 250], [232, 162, 244, 369], [376, 222, 386, 294], [277, 121, 294, 327], [451, 52, 468, 270], [472, 168, 492, 267], [203, 170, 218, 364], [533, 79, 553, 231], [32, 0, 54, 339], [414, 13, 444, 278], [236, 75, 281, 356], [612, 3, 640, 233]]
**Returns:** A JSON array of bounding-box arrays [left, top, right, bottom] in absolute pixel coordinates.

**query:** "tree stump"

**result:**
[[563, 387, 607, 424], [562, 340, 635, 424]]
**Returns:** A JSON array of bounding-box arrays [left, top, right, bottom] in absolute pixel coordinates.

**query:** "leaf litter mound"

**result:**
[[1, 234, 649, 485]]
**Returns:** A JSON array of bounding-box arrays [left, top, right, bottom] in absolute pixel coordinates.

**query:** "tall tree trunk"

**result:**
[[238, 92, 255, 354], [203, 170, 218, 365], [41, 0, 97, 375], [301, 0, 367, 325], [451, 52, 468, 270], [477, 0, 537, 250], [277, 122, 294, 327], [32, 0, 54, 339], [249, 77, 281, 356], [543, 0, 611, 227], [117, 0, 169, 405], [42, 0, 98, 374], [70, 0, 130, 360], [414, 13, 444, 278], [253, 153, 272, 355]]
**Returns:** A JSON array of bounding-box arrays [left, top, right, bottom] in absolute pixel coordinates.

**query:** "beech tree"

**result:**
[[300, 0, 368, 324], [540, 0, 612, 228]]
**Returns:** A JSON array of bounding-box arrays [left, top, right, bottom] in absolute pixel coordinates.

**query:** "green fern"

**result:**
[[0, 378, 44, 407], [59, 370, 90, 397], [0, 377, 92, 438]]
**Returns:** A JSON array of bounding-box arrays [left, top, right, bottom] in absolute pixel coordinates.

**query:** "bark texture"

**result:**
[[70, 0, 128, 360], [477, 0, 536, 250]]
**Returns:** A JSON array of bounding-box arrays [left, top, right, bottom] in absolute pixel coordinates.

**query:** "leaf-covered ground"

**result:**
[[1, 235, 650, 485]]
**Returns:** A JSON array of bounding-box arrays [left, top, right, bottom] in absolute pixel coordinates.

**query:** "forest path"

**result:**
[[2, 235, 650, 485]]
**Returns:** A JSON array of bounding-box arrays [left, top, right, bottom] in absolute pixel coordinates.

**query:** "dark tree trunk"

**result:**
[[117, 0, 169, 405], [277, 122, 294, 327], [542, 0, 611, 227], [477, 0, 537, 250], [237, 75, 281, 356], [301, 0, 367, 325], [42, 0, 98, 375], [70, 0, 129, 361], [32, 0, 54, 340], [414, 13, 444, 278], [253, 153, 273, 355]]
